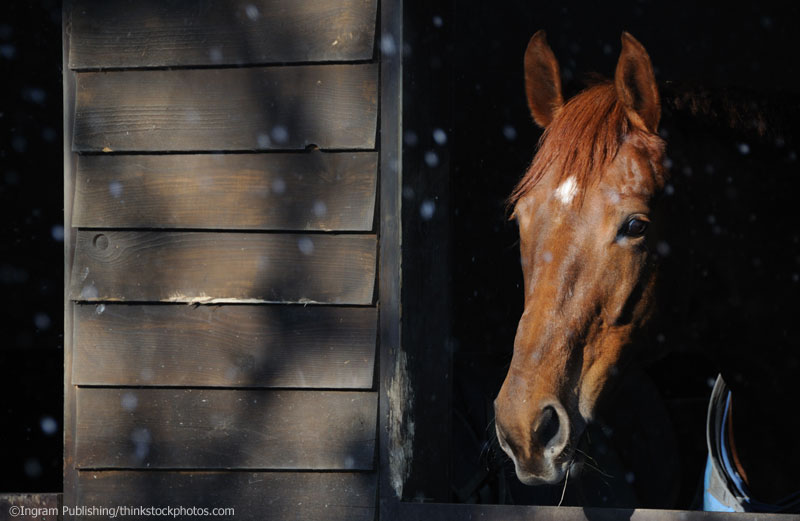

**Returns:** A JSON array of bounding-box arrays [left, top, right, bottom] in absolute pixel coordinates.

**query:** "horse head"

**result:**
[[494, 31, 667, 485]]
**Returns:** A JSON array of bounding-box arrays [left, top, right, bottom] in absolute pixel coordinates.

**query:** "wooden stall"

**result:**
[[63, 0, 394, 519]]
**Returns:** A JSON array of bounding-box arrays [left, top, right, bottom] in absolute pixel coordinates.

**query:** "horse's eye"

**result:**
[[624, 218, 649, 237]]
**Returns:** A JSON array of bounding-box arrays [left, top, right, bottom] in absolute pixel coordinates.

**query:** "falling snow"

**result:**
[[298, 237, 315, 255], [208, 46, 223, 63], [380, 34, 397, 56], [245, 4, 260, 21], [272, 177, 286, 194], [109, 180, 123, 198], [50, 225, 63, 241], [121, 393, 139, 412], [424, 150, 439, 168], [271, 125, 289, 144], [312, 200, 327, 217], [420, 200, 436, 220]]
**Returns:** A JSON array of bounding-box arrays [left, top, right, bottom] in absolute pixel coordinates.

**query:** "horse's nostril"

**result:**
[[535, 405, 561, 449]]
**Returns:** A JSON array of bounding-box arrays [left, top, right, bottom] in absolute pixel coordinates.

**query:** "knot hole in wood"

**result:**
[[93, 233, 109, 250]]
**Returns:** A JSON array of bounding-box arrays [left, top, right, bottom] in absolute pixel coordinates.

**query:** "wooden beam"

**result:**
[[73, 64, 378, 152], [378, 0, 405, 505], [69, 0, 377, 69], [69, 231, 376, 304], [72, 152, 377, 231], [76, 389, 377, 470], [391, 502, 791, 521], [77, 471, 376, 521], [73, 304, 377, 388]]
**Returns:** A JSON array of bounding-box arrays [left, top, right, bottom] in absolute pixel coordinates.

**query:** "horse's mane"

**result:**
[[508, 81, 663, 209]]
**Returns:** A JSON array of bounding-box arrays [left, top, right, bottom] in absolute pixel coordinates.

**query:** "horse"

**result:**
[[493, 30, 800, 511]]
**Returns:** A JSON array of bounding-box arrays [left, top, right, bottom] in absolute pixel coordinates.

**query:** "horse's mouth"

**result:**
[[513, 460, 570, 486], [514, 444, 588, 486], [500, 424, 586, 486], [501, 441, 577, 486]]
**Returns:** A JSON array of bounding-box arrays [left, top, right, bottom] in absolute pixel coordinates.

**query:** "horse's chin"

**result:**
[[511, 425, 587, 486], [513, 458, 571, 486]]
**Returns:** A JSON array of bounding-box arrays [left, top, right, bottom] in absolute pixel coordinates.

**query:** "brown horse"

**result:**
[[493, 31, 667, 486]]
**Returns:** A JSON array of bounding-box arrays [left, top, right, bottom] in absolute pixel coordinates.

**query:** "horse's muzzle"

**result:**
[[494, 399, 572, 485]]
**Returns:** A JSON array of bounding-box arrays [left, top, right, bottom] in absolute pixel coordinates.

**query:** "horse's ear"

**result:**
[[524, 30, 564, 128], [615, 32, 660, 133]]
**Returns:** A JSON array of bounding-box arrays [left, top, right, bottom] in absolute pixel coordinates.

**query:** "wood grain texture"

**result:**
[[73, 304, 377, 388], [378, 0, 405, 504], [0, 494, 61, 521], [76, 388, 377, 469], [392, 503, 760, 521], [73, 64, 378, 152], [69, 0, 377, 69], [69, 231, 376, 304], [77, 471, 376, 521], [72, 152, 377, 231]]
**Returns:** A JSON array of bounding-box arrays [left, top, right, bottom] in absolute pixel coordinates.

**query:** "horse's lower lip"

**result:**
[[513, 457, 571, 485], [516, 467, 567, 485]]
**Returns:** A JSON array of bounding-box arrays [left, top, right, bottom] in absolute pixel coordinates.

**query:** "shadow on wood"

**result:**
[[66, 1, 381, 518]]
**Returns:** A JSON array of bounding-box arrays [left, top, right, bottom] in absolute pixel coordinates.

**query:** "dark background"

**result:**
[[3, 0, 800, 506], [403, 0, 800, 510], [0, 0, 63, 493]]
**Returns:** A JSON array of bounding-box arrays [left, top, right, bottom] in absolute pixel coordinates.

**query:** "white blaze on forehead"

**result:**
[[554, 176, 578, 205]]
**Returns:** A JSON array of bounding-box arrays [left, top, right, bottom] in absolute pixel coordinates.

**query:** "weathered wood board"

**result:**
[[69, 231, 376, 304], [72, 152, 377, 231], [69, 0, 378, 69], [0, 494, 61, 521], [77, 471, 376, 521], [74, 64, 378, 152], [64, 0, 388, 515], [73, 304, 377, 388], [76, 389, 377, 469]]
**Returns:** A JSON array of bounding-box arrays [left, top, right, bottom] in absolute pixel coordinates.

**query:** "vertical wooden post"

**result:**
[[378, 0, 405, 512], [62, 1, 78, 517]]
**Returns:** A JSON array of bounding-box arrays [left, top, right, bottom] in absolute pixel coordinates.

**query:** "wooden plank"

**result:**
[[75, 389, 377, 469], [0, 494, 61, 521], [72, 152, 377, 231], [73, 304, 377, 388], [391, 502, 792, 521], [378, 0, 405, 505], [77, 471, 375, 521], [69, 0, 377, 69], [73, 64, 378, 152], [69, 231, 376, 304]]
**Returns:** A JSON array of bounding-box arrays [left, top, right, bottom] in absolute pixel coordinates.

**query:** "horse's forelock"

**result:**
[[509, 81, 663, 210]]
